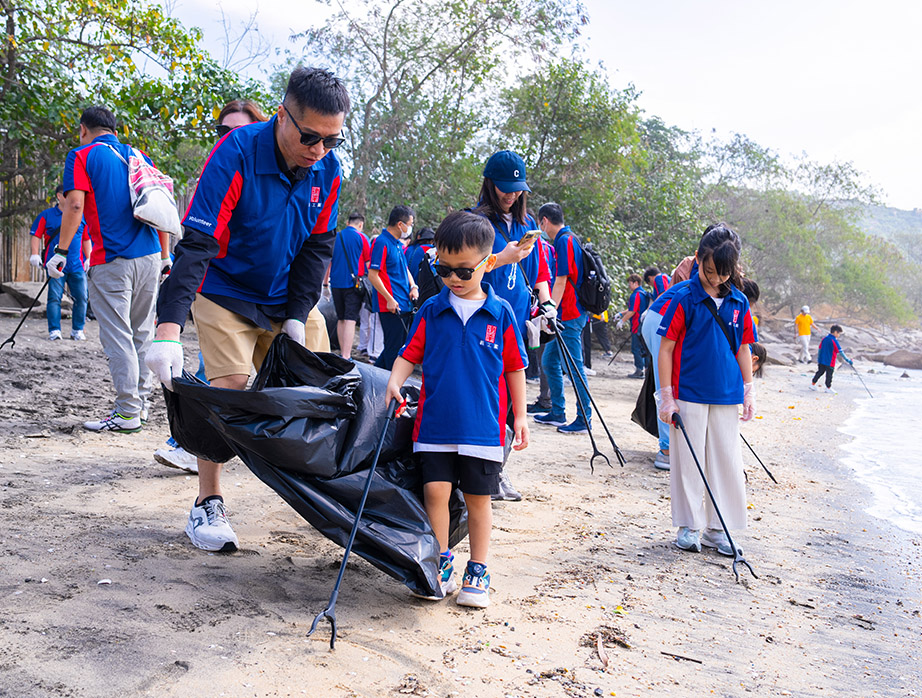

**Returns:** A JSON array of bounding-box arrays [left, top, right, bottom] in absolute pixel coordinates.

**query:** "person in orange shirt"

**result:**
[[794, 305, 819, 363]]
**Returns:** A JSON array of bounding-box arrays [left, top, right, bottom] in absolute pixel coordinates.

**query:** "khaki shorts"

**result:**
[[193, 294, 331, 380]]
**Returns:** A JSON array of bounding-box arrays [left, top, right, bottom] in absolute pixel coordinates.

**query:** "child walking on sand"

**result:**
[[655, 224, 756, 555], [386, 211, 530, 607], [810, 325, 852, 394]]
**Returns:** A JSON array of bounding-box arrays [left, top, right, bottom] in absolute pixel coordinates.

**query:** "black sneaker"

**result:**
[[526, 400, 551, 414]]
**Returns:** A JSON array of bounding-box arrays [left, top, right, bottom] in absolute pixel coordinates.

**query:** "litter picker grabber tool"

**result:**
[[672, 412, 757, 583], [607, 332, 631, 366], [740, 433, 777, 484], [552, 320, 626, 469], [1, 278, 49, 351], [307, 397, 399, 649], [847, 361, 873, 398]]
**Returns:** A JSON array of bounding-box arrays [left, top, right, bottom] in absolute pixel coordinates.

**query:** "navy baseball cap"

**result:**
[[483, 150, 530, 193]]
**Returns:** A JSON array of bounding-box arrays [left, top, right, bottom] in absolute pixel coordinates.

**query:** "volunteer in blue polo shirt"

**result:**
[[473, 151, 552, 338], [644, 266, 671, 300], [146, 67, 350, 553], [50, 105, 171, 435], [533, 202, 593, 435], [329, 212, 370, 359], [404, 226, 436, 286], [30, 185, 91, 341], [616, 274, 651, 378], [368, 205, 419, 370], [655, 224, 755, 557]]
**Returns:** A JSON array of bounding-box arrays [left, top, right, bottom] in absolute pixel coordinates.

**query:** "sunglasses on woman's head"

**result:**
[[433, 255, 490, 281], [283, 104, 346, 149]]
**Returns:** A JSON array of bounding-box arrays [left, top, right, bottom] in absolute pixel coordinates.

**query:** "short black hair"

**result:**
[[643, 266, 661, 282], [387, 205, 415, 227], [751, 342, 767, 378], [54, 184, 64, 195], [628, 273, 642, 285], [741, 277, 760, 303], [347, 213, 365, 224], [80, 106, 117, 133], [434, 211, 494, 255], [537, 202, 564, 226], [831, 324, 843, 334], [284, 67, 350, 116]]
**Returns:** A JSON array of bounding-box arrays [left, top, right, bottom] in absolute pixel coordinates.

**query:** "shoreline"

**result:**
[[0, 316, 920, 697]]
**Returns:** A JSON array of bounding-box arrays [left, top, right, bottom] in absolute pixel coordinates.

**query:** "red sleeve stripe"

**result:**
[[376, 246, 393, 312], [214, 172, 243, 259], [501, 324, 526, 371], [401, 315, 427, 364], [664, 302, 686, 343], [312, 175, 340, 235], [497, 373, 508, 446], [72, 148, 93, 192], [34, 217, 47, 239], [741, 308, 755, 345]]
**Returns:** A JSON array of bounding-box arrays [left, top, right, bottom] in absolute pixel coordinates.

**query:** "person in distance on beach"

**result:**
[[615, 274, 651, 379], [810, 325, 852, 394], [655, 224, 756, 556], [385, 211, 529, 608], [794, 305, 819, 363], [147, 67, 349, 553]]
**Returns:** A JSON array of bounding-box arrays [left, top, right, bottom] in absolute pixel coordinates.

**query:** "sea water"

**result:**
[[838, 365, 922, 535]]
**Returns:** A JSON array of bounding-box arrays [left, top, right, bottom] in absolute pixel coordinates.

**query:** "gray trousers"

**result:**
[[87, 253, 159, 419]]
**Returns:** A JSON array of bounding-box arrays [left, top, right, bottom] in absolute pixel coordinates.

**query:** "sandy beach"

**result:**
[[0, 314, 919, 698]]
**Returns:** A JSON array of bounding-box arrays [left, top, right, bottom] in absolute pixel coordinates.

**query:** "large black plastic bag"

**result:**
[[166, 334, 466, 597]]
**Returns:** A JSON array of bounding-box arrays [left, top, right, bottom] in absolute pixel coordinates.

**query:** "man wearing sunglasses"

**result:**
[[147, 67, 349, 553]]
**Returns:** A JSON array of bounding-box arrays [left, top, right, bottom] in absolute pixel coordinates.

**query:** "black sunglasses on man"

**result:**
[[283, 104, 346, 149]]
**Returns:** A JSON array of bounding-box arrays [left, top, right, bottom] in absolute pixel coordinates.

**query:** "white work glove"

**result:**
[[740, 382, 755, 422], [616, 319, 625, 331], [160, 257, 172, 283], [525, 317, 541, 350], [282, 318, 306, 346], [83, 258, 91, 273], [655, 386, 678, 425], [29, 254, 42, 268], [45, 252, 67, 279], [321, 284, 332, 301], [145, 339, 184, 391], [540, 300, 557, 321]]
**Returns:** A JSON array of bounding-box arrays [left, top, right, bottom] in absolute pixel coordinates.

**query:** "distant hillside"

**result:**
[[859, 204, 922, 264]]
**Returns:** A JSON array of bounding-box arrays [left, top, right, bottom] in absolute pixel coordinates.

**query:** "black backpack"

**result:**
[[576, 242, 612, 314], [416, 252, 444, 306]]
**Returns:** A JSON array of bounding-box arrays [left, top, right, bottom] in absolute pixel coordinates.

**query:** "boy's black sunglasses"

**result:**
[[433, 255, 490, 281], [283, 105, 346, 149]]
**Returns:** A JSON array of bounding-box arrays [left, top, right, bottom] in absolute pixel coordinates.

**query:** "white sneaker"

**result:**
[[83, 412, 142, 433], [70, 329, 86, 341], [584, 367, 597, 376], [809, 383, 818, 391], [140, 401, 149, 425], [701, 528, 734, 556], [824, 387, 837, 395], [154, 446, 199, 474], [185, 497, 239, 552], [48, 330, 62, 341]]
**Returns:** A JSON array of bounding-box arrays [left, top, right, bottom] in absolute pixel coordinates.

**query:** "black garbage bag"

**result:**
[[631, 367, 659, 438], [166, 334, 468, 597]]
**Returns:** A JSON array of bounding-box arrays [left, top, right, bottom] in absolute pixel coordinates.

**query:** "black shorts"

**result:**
[[418, 451, 503, 496], [332, 286, 363, 322]]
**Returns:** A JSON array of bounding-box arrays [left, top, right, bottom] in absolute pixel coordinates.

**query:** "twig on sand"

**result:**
[[660, 651, 703, 664]]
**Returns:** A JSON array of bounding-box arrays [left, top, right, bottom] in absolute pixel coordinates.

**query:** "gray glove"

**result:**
[[282, 318, 306, 346], [145, 340, 184, 391]]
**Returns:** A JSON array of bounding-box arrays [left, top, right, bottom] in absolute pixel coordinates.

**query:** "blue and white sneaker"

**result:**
[[457, 561, 491, 608], [412, 551, 459, 600], [534, 412, 567, 427], [675, 526, 701, 552], [557, 418, 589, 434], [185, 496, 238, 552]]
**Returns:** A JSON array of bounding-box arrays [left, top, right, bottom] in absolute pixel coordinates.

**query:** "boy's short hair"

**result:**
[[284, 66, 350, 116], [387, 205, 415, 227], [643, 266, 660, 282], [434, 211, 494, 255], [830, 324, 843, 334], [347, 213, 365, 224], [628, 273, 642, 285], [537, 202, 564, 225], [80, 106, 117, 132], [741, 277, 760, 303]]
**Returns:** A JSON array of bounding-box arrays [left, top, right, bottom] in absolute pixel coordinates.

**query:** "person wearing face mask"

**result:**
[[368, 205, 419, 370], [146, 67, 349, 553]]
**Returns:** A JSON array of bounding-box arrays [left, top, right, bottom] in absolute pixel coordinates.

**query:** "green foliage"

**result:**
[[0, 0, 268, 229]]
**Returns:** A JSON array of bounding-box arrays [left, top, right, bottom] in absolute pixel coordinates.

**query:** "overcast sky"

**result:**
[[168, 0, 922, 210]]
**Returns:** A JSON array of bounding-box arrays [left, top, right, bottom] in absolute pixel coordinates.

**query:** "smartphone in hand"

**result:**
[[517, 229, 541, 247]]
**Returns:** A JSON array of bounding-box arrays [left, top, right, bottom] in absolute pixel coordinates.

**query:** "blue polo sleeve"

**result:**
[[369, 236, 385, 270], [182, 138, 244, 247]]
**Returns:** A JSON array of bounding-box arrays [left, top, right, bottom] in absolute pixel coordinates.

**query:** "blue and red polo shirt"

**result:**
[[657, 272, 756, 405], [404, 242, 433, 286], [479, 211, 551, 334], [649, 280, 689, 317], [30, 206, 88, 274], [399, 285, 528, 448], [62, 133, 161, 266], [179, 117, 340, 305], [538, 236, 557, 281], [817, 334, 843, 367], [626, 287, 651, 334], [330, 225, 370, 289], [370, 229, 412, 312], [650, 273, 671, 299], [553, 227, 586, 321]]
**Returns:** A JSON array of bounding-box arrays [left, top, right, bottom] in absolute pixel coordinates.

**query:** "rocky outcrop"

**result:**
[[882, 350, 922, 370]]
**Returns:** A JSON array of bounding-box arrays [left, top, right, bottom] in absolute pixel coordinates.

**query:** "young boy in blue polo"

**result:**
[[810, 325, 852, 394], [386, 210, 529, 608]]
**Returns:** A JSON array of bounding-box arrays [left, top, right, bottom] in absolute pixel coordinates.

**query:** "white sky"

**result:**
[[167, 0, 922, 210]]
